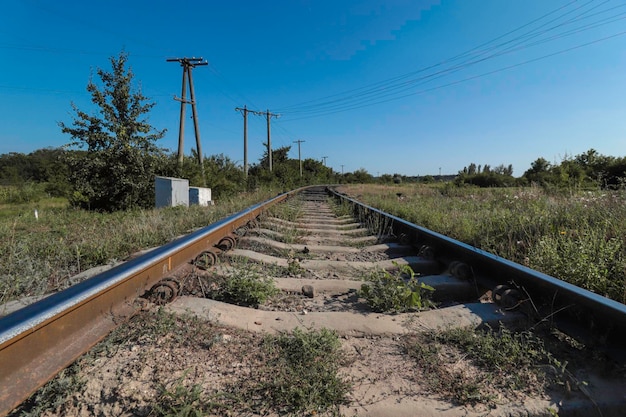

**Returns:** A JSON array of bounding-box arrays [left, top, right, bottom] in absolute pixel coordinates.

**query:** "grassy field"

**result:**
[[0, 188, 276, 306], [338, 183, 626, 304]]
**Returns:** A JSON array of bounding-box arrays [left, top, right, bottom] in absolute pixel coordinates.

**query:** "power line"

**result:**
[[275, 0, 625, 117], [276, 0, 582, 113], [280, 29, 626, 122]]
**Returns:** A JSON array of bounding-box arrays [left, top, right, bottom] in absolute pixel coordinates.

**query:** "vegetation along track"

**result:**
[[1, 186, 626, 416]]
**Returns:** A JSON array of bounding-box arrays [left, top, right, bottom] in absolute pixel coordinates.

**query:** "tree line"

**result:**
[[453, 149, 626, 189]]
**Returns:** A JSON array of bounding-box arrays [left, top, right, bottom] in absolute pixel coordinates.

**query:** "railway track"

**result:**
[[1, 186, 625, 416]]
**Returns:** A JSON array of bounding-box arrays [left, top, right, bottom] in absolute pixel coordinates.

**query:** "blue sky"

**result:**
[[1, 0, 625, 177]]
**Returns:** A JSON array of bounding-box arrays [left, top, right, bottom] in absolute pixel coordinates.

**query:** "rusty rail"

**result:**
[[329, 187, 626, 345], [0, 189, 298, 416]]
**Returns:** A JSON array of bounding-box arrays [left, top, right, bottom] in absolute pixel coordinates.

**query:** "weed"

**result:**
[[9, 363, 84, 417], [360, 263, 435, 313], [256, 328, 351, 416], [277, 226, 306, 244], [152, 374, 206, 417], [286, 258, 305, 276], [206, 263, 278, 307], [267, 196, 303, 222], [0, 188, 276, 305], [331, 198, 353, 217]]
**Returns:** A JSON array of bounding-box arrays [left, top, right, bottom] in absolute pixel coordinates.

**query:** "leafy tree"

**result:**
[[522, 158, 552, 185], [203, 154, 246, 197], [379, 174, 393, 184], [59, 52, 166, 211]]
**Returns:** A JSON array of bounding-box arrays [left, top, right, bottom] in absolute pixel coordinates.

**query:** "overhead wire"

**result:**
[[285, 9, 626, 117], [275, 0, 625, 118], [275, 0, 583, 113], [281, 29, 626, 122]]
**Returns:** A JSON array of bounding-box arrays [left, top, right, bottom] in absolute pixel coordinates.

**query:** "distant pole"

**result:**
[[167, 57, 208, 184], [439, 167, 442, 177], [294, 140, 305, 177], [322, 156, 328, 166], [265, 110, 279, 172], [235, 106, 250, 177], [341, 164, 344, 175], [246, 108, 279, 171]]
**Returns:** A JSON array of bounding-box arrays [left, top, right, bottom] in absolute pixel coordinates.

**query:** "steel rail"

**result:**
[[0, 189, 299, 416], [329, 187, 626, 343]]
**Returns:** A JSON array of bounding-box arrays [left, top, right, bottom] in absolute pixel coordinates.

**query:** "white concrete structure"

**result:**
[[189, 186, 212, 206], [155, 176, 189, 208]]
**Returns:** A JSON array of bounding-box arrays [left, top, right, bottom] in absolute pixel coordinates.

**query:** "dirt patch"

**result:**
[[19, 307, 607, 417], [260, 289, 370, 313]]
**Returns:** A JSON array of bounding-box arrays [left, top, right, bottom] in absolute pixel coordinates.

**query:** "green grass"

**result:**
[[266, 196, 303, 222], [339, 184, 626, 304], [0, 189, 276, 305], [251, 328, 351, 416]]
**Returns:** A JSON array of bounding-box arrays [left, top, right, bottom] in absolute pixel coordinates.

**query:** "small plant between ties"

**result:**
[[359, 263, 435, 313]]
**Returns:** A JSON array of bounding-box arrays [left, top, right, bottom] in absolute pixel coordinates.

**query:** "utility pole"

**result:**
[[167, 57, 208, 185], [294, 140, 305, 177], [322, 156, 328, 166], [264, 110, 279, 172], [244, 108, 279, 171], [235, 106, 250, 177]]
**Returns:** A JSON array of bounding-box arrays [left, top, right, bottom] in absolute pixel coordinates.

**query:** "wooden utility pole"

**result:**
[[167, 57, 208, 185], [235, 106, 250, 177], [264, 110, 279, 172], [244, 108, 279, 172], [294, 140, 305, 177]]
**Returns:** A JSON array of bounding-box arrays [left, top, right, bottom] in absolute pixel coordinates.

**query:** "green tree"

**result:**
[[59, 52, 166, 211], [523, 157, 552, 185]]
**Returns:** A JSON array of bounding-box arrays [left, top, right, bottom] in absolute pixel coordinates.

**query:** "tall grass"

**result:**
[[339, 184, 626, 303], [0, 189, 275, 305]]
